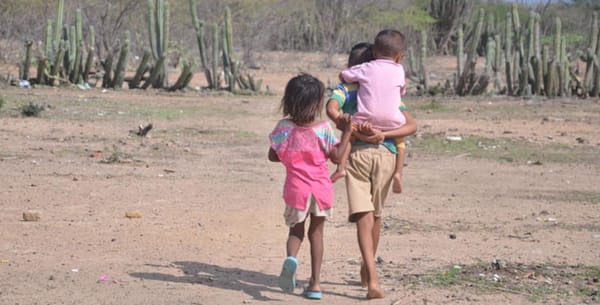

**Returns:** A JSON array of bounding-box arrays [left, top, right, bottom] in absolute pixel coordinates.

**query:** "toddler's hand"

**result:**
[[358, 122, 384, 144]]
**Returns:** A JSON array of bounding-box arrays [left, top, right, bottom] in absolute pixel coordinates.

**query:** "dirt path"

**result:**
[[1, 64, 599, 304]]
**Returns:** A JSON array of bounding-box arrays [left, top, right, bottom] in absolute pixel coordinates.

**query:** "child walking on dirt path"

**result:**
[[327, 41, 417, 299], [330, 29, 409, 194], [268, 73, 352, 299]]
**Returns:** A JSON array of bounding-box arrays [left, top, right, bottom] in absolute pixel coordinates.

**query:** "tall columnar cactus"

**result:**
[[130, 50, 151, 89], [456, 8, 486, 96], [494, 34, 502, 91], [211, 23, 219, 88], [83, 26, 95, 84], [485, 36, 495, 75], [593, 19, 600, 97], [419, 30, 429, 93], [69, 9, 83, 84], [457, 25, 464, 81], [584, 12, 598, 92], [22, 40, 33, 80], [554, 18, 565, 96], [112, 31, 130, 89], [223, 6, 235, 91], [505, 13, 513, 95], [190, 0, 212, 88], [533, 13, 543, 95], [147, 0, 170, 88], [561, 37, 570, 97], [53, 0, 64, 58], [527, 11, 535, 88]]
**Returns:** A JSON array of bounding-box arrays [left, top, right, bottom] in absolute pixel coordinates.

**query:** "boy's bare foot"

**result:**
[[366, 287, 385, 299], [360, 263, 367, 288], [330, 169, 346, 183], [392, 173, 402, 193]]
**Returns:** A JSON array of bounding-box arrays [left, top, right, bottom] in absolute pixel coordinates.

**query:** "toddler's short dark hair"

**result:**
[[281, 73, 324, 125], [373, 29, 406, 59], [348, 42, 374, 67]]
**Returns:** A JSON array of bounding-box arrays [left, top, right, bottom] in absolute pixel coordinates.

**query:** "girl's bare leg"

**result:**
[[307, 215, 325, 292], [287, 221, 305, 257]]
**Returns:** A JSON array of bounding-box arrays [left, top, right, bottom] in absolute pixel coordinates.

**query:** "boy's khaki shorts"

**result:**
[[345, 144, 396, 222]]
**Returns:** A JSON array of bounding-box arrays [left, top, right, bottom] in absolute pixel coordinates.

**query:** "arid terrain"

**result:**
[[1, 54, 599, 305]]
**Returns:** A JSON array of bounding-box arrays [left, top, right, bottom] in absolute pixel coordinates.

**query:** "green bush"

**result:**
[[0, 95, 4, 110], [20, 102, 45, 117]]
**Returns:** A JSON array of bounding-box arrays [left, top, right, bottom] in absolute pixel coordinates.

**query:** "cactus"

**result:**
[[419, 30, 428, 93], [142, 55, 166, 89], [44, 19, 53, 58], [211, 23, 219, 88], [170, 61, 194, 91], [101, 54, 113, 88], [190, 0, 213, 88], [130, 50, 151, 89], [533, 13, 543, 95], [147, 0, 170, 88], [561, 37, 570, 97], [505, 13, 513, 96], [494, 34, 502, 91], [23, 40, 33, 80], [584, 12, 599, 94], [457, 25, 464, 81], [69, 9, 83, 84], [456, 8, 485, 96], [83, 26, 95, 84], [485, 37, 494, 75], [407, 46, 417, 78], [112, 31, 130, 89], [53, 0, 64, 57], [50, 41, 65, 85], [593, 20, 600, 97]]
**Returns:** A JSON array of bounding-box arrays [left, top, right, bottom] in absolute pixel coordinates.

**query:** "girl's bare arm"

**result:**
[[268, 147, 280, 162]]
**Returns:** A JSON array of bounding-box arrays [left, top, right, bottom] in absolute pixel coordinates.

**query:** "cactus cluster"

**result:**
[[455, 8, 489, 96], [125, 0, 193, 91], [444, 2, 596, 98], [19, 0, 193, 91], [190, 1, 263, 93]]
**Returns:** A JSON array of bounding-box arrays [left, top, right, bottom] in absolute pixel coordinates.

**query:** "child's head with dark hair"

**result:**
[[373, 29, 406, 62], [348, 42, 374, 67], [281, 73, 325, 125]]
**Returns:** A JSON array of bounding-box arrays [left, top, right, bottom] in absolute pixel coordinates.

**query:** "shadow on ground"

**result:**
[[130, 261, 364, 301]]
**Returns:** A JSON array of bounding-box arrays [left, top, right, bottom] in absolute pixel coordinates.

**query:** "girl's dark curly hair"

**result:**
[[281, 73, 325, 125]]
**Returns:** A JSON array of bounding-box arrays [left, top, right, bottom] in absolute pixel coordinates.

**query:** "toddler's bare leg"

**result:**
[[330, 140, 351, 183]]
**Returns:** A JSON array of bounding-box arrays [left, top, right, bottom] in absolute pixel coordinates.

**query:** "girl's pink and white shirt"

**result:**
[[269, 119, 339, 210]]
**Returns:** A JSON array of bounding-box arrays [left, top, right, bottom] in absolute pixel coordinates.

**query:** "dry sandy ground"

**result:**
[[1, 54, 599, 305]]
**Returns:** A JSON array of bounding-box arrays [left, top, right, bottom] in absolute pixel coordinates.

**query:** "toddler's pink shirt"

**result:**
[[341, 58, 406, 130]]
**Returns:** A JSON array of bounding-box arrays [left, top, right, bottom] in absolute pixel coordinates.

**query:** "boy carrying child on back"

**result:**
[[329, 29, 409, 194]]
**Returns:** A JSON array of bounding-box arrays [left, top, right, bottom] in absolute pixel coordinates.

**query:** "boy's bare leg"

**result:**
[[355, 212, 384, 299], [360, 215, 381, 288], [330, 142, 350, 183], [392, 148, 405, 193], [307, 215, 325, 292]]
